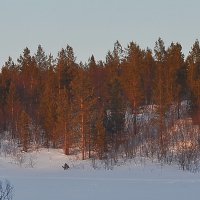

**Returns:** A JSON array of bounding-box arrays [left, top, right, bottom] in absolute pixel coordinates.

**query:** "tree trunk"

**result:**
[[81, 98, 85, 160], [64, 121, 70, 155]]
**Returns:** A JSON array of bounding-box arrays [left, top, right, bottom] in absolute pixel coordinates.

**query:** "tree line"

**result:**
[[0, 38, 200, 166]]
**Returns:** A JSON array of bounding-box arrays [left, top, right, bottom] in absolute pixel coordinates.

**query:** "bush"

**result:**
[[0, 180, 13, 200]]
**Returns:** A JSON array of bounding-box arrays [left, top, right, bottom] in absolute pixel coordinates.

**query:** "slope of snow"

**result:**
[[0, 148, 200, 200]]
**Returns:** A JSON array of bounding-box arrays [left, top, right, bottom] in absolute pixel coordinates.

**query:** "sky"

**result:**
[[0, 0, 200, 66]]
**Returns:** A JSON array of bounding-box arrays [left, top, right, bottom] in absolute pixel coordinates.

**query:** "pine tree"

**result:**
[[187, 40, 200, 124], [35, 45, 48, 71], [1, 57, 19, 131], [17, 48, 40, 118], [18, 110, 31, 152], [39, 67, 57, 147], [166, 42, 185, 120], [143, 49, 155, 105], [154, 38, 168, 157], [72, 64, 96, 160], [56, 45, 76, 96], [6, 81, 22, 138], [122, 42, 144, 135], [55, 88, 71, 154]]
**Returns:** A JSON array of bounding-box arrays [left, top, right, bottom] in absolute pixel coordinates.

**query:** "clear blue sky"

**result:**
[[0, 0, 200, 66]]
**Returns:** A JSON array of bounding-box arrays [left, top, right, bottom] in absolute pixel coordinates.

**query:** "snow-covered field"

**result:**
[[0, 148, 200, 200]]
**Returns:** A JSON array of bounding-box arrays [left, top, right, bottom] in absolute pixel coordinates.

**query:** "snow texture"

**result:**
[[0, 148, 199, 200]]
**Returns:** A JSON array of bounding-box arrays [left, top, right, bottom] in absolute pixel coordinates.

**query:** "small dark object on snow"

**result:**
[[62, 163, 69, 170]]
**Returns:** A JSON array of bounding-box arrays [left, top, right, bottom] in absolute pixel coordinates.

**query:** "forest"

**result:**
[[1, 38, 200, 171]]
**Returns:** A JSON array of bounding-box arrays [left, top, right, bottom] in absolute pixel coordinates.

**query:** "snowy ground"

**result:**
[[0, 149, 200, 200]]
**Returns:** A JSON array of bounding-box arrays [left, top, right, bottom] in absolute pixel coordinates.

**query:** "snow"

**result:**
[[0, 148, 200, 200]]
